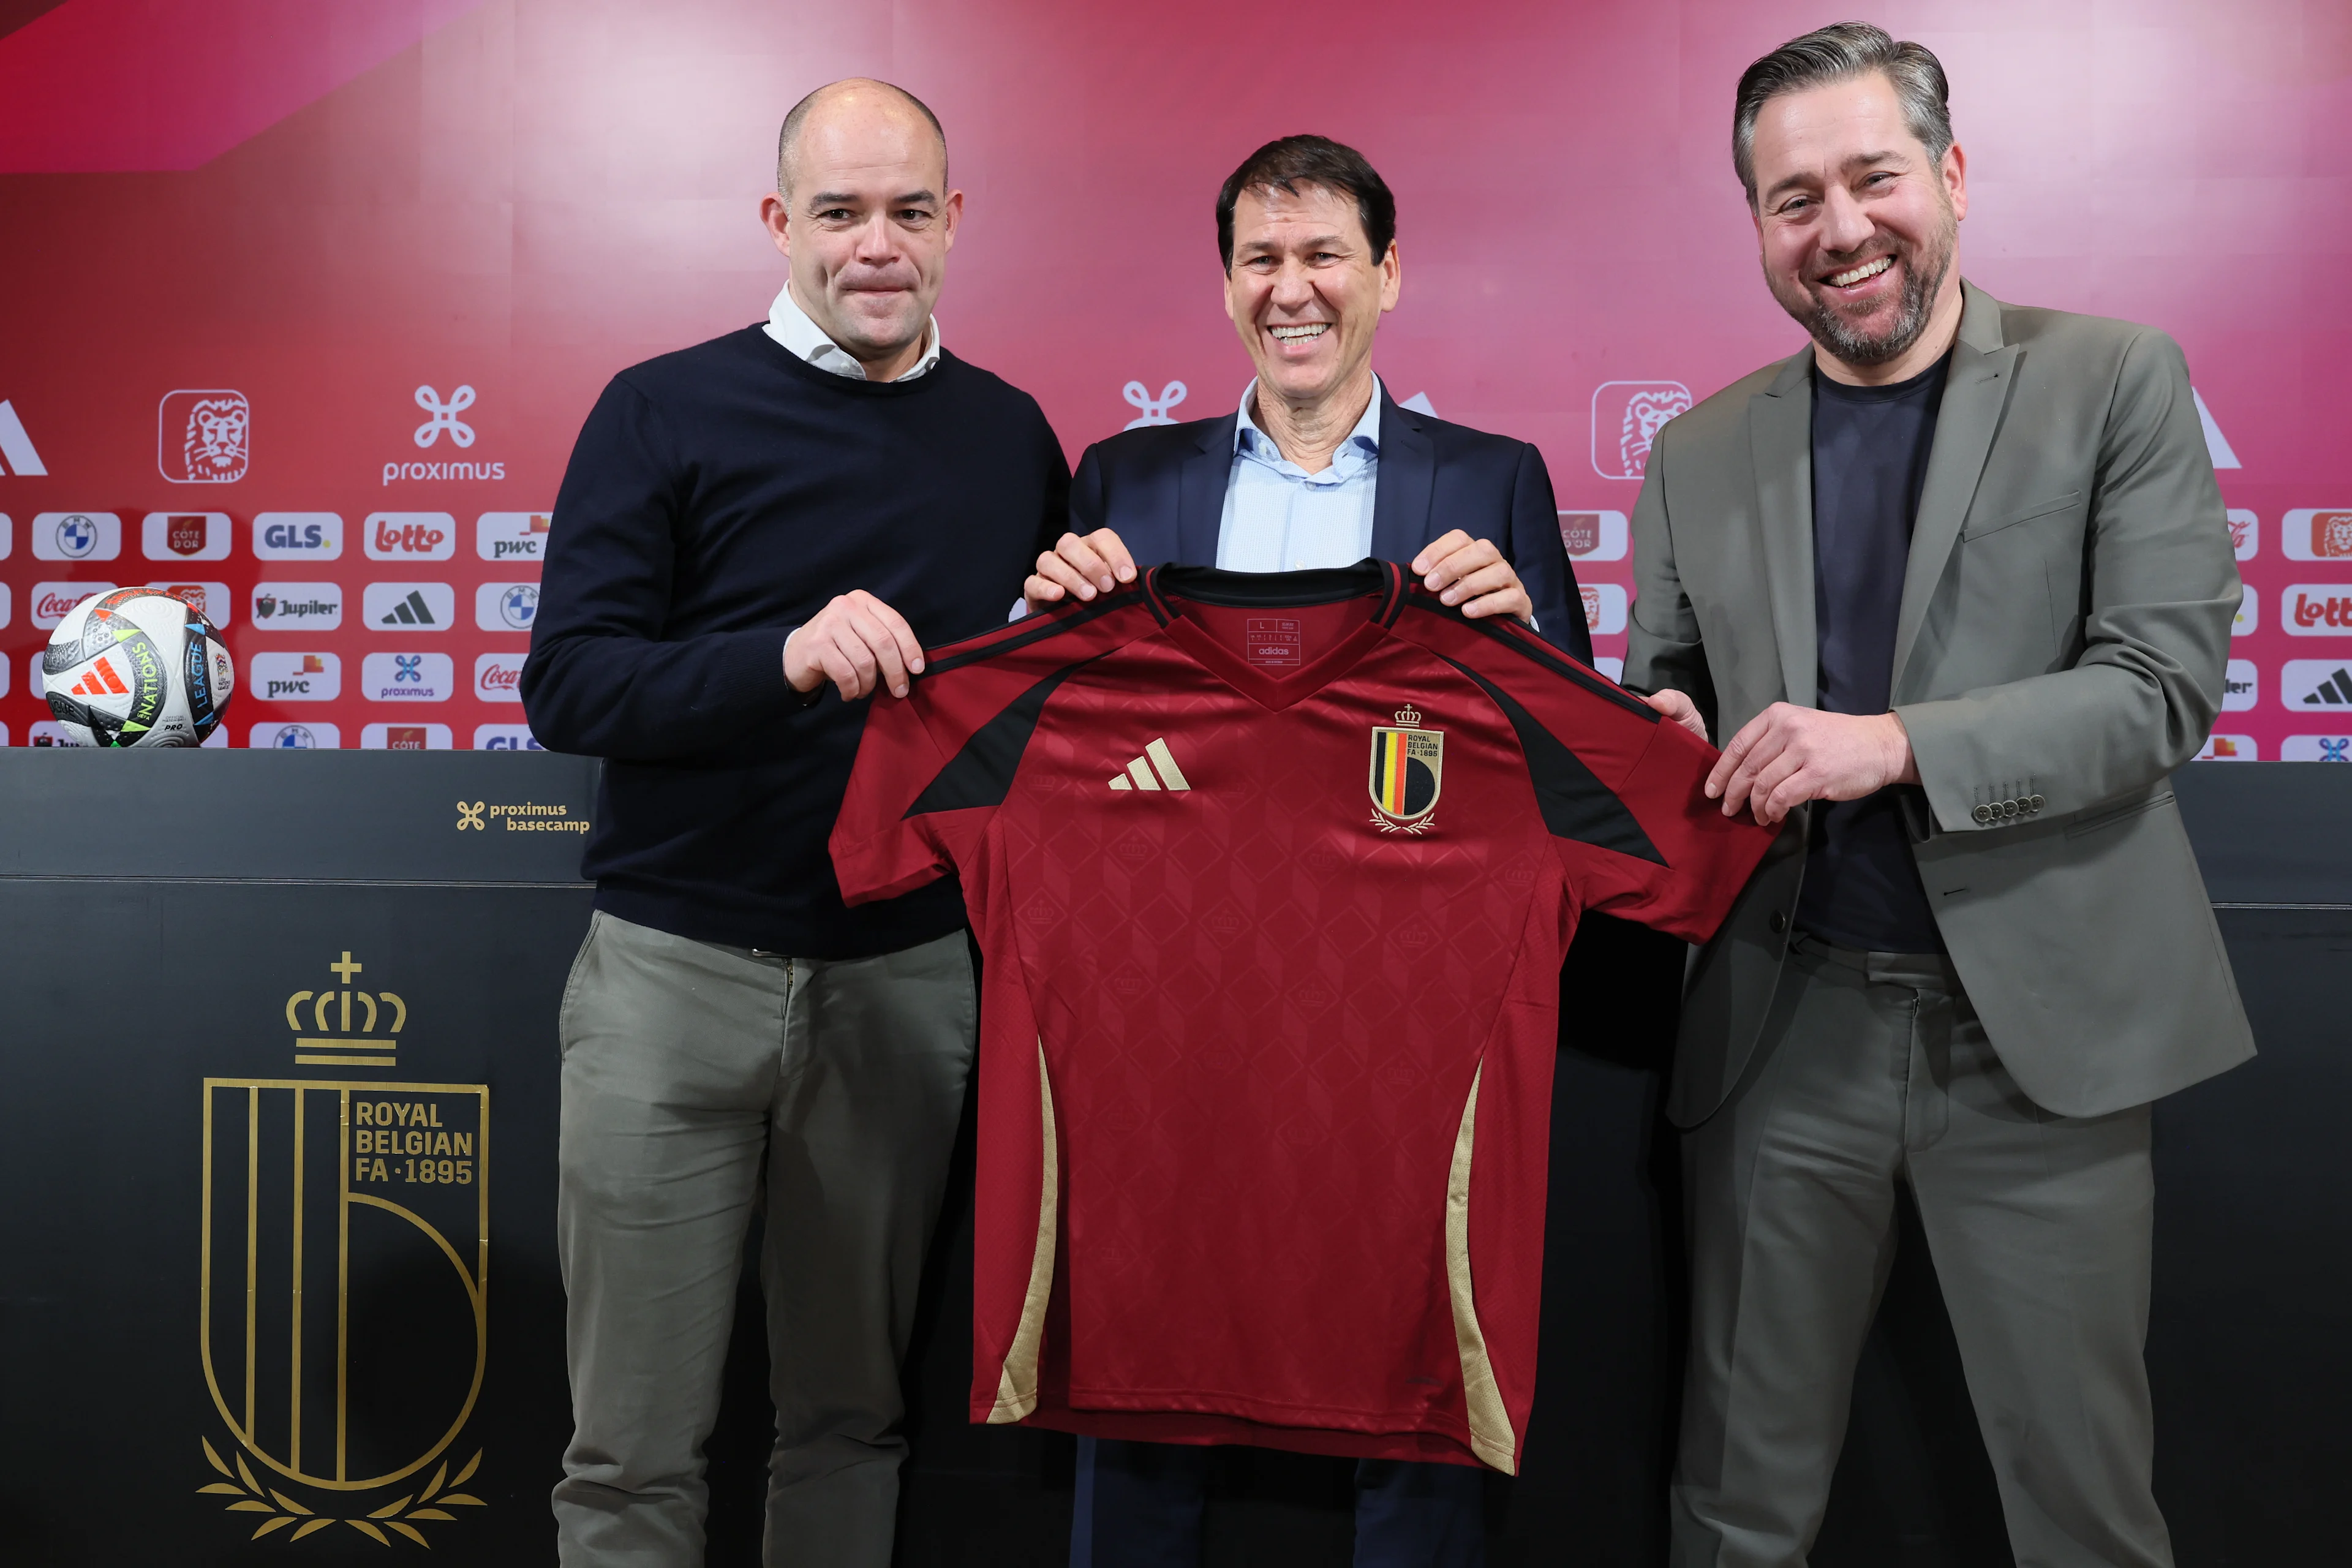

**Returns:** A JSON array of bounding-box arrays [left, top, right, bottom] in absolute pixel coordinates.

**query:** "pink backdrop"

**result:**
[[1, 0, 2346, 757]]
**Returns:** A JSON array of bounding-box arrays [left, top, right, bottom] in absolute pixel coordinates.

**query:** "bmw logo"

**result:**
[[56, 514, 97, 558], [499, 584, 538, 630], [273, 725, 315, 749]]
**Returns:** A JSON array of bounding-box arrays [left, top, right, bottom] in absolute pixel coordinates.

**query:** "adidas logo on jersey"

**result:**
[[1109, 739, 1191, 792]]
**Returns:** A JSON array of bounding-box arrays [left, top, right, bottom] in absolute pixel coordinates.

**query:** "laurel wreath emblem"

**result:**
[[198, 1438, 486, 1544]]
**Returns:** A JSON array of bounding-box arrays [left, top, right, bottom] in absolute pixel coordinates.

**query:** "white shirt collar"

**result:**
[[763, 281, 942, 382], [1235, 375, 1383, 466]]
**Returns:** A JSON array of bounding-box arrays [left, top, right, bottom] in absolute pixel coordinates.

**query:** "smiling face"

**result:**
[[1749, 70, 1966, 379], [1222, 182, 1400, 416], [760, 86, 960, 378]]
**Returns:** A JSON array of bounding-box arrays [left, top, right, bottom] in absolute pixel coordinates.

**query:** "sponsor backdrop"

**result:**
[[0, 1, 2345, 757]]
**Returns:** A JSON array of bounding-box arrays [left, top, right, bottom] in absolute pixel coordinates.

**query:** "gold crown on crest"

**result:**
[[1394, 702, 1422, 726]]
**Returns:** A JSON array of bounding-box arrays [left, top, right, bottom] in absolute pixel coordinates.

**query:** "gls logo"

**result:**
[[253, 513, 344, 560], [2285, 586, 2352, 635], [473, 724, 543, 751], [249, 652, 341, 703], [365, 511, 456, 562]]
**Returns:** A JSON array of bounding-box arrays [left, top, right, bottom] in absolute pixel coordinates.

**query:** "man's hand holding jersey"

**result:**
[[785, 589, 927, 701], [1023, 525, 1536, 624], [1638, 690, 1917, 826]]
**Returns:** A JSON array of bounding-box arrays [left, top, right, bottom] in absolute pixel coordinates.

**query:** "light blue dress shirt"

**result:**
[[1214, 378, 1383, 572]]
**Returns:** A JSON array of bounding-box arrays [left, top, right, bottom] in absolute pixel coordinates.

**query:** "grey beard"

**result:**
[[1780, 218, 1955, 369]]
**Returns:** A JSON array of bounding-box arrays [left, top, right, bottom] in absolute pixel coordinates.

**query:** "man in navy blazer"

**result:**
[[1026, 135, 1588, 1568]]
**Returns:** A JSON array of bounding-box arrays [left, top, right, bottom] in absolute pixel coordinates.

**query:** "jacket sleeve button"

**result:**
[[2029, 794, 2045, 811], [1768, 910, 1788, 934], [1972, 804, 1994, 824]]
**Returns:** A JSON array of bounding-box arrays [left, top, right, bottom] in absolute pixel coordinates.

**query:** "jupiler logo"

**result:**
[[197, 949, 488, 1548]]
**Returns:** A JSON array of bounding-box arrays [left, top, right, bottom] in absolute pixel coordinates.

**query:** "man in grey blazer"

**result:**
[[1623, 24, 2254, 1567]]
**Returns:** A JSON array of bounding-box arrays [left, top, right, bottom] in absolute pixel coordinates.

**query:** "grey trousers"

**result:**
[[1672, 935, 2171, 1568], [551, 911, 976, 1567]]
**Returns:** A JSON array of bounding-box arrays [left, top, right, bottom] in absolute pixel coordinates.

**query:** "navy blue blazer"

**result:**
[[1069, 386, 1593, 664]]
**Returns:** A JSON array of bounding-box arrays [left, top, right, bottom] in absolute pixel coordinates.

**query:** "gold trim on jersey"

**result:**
[[1446, 1063, 1518, 1472], [990, 1040, 1059, 1422]]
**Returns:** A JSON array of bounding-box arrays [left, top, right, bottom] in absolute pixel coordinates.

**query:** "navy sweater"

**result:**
[[523, 326, 1068, 957]]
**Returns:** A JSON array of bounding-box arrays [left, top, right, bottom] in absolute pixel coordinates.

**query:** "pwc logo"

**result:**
[[31, 581, 113, 628], [2285, 586, 2352, 636], [249, 652, 342, 703], [365, 511, 456, 562], [253, 513, 343, 560], [477, 511, 552, 561], [474, 652, 526, 703]]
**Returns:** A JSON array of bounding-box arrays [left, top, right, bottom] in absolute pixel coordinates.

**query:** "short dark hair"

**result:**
[[777, 78, 947, 197], [1732, 22, 1953, 205], [1215, 135, 1396, 271]]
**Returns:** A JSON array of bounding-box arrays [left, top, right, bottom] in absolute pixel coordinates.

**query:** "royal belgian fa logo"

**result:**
[[1370, 703, 1443, 833], [196, 951, 489, 1547]]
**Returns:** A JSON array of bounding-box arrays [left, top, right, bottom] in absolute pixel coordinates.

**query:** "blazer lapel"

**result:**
[[1891, 282, 2019, 694], [1175, 414, 1237, 568], [1370, 386, 1434, 566], [1748, 350, 1818, 710]]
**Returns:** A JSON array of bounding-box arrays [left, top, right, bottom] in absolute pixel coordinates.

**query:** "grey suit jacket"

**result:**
[[1626, 281, 2255, 1125]]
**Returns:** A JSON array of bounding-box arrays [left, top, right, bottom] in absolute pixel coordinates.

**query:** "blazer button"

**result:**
[[2002, 799, 2019, 817], [2029, 794, 2045, 812], [1973, 804, 1994, 824], [1768, 910, 1788, 934]]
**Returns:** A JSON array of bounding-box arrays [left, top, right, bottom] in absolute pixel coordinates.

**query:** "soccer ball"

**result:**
[[41, 587, 235, 747]]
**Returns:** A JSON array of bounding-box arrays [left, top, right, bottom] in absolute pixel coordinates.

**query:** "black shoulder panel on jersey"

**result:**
[[1402, 597, 1657, 723], [924, 589, 1144, 678], [905, 656, 1099, 818], [1440, 656, 1665, 864]]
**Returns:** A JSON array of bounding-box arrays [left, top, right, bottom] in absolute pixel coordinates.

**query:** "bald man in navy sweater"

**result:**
[[524, 80, 1065, 1567]]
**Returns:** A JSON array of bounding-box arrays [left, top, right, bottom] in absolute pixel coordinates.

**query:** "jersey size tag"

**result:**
[[1244, 616, 1303, 667]]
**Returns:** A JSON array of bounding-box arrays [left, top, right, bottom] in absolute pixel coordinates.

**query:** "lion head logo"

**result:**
[[1619, 389, 1688, 478], [183, 396, 249, 480]]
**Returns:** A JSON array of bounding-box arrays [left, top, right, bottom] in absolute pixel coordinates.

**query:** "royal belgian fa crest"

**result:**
[[1370, 703, 1442, 833], [195, 951, 489, 1547]]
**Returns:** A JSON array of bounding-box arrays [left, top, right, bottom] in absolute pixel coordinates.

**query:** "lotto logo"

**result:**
[[364, 512, 456, 562], [1557, 511, 1629, 561], [31, 581, 111, 628], [477, 511, 552, 560], [251, 581, 343, 630], [2226, 510, 2258, 562], [362, 650, 454, 702], [2284, 586, 2352, 635], [474, 652, 526, 702], [1591, 381, 1691, 480], [32, 511, 121, 561], [146, 581, 233, 627], [2282, 510, 2352, 562], [249, 651, 342, 703], [1580, 582, 1629, 635], [141, 510, 231, 560], [159, 389, 250, 483], [2222, 659, 2258, 711], [252, 513, 344, 560]]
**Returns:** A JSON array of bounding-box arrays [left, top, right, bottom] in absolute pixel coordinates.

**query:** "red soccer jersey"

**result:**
[[832, 562, 1774, 1471]]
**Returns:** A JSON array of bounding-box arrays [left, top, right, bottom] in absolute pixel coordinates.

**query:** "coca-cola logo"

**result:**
[[375, 519, 447, 554], [478, 662, 522, 691], [37, 589, 89, 619]]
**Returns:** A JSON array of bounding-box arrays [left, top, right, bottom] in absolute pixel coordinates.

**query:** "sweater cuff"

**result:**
[[700, 626, 802, 724]]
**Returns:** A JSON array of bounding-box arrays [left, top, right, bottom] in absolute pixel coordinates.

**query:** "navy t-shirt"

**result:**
[[1793, 353, 1950, 953]]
